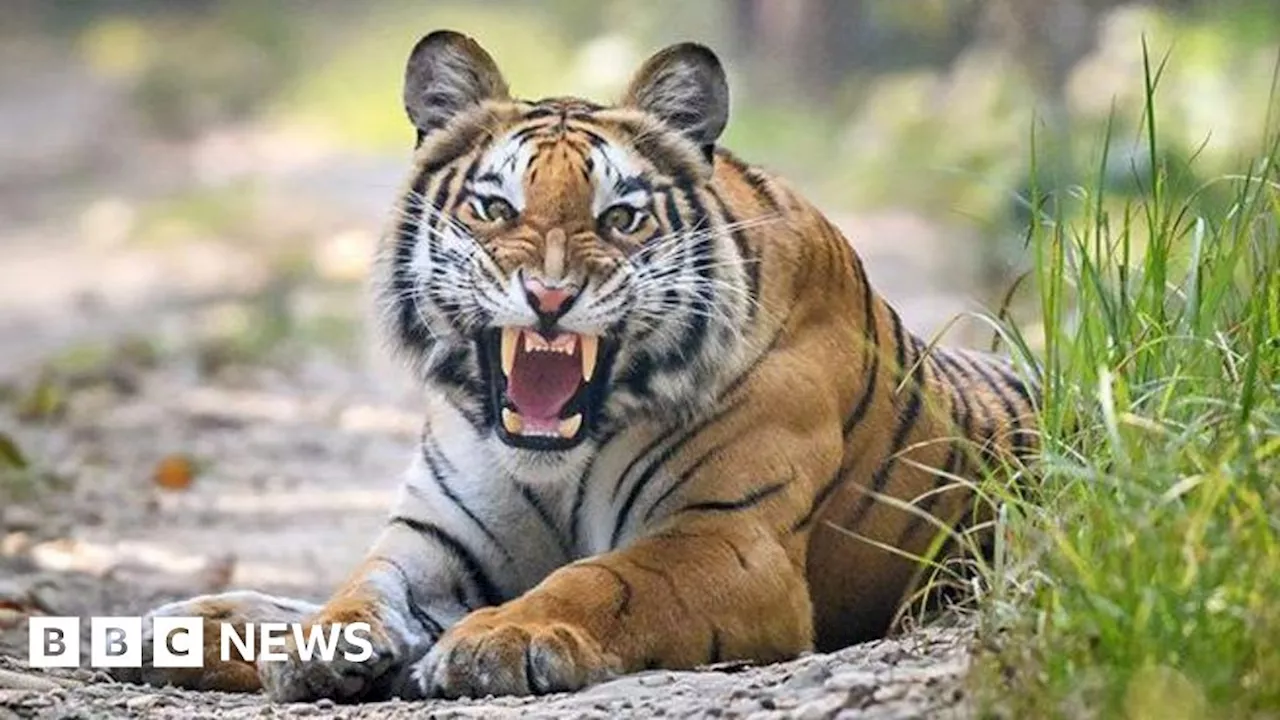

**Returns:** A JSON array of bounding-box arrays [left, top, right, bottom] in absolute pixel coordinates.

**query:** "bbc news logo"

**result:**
[[28, 617, 373, 668]]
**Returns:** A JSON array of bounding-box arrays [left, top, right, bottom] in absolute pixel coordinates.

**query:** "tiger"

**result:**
[[131, 30, 1037, 702]]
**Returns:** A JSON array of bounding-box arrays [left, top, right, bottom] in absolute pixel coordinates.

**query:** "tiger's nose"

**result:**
[[522, 273, 580, 323]]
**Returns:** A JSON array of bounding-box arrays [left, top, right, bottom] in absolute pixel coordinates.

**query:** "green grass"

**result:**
[[974, 44, 1280, 718]]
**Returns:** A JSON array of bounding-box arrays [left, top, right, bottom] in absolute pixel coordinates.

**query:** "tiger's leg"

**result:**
[[133, 519, 493, 701], [129, 591, 319, 692], [129, 554, 436, 701], [255, 521, 492, 702], [412, 514, 813, 698]]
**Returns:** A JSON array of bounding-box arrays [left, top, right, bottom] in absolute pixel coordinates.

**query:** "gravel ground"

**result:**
[[1, 619, 972, 720]]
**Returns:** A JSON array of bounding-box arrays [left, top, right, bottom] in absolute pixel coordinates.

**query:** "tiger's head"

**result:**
[[378, 31, 758, 453]]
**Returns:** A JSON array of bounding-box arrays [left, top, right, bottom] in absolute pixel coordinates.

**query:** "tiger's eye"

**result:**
[[482, 197, 517, 223], [601, 205, 640, 233]]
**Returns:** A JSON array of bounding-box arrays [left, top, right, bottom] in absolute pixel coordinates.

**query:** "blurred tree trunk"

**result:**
[[984, 0, 1098, 116], [730, 0, 871, 103]]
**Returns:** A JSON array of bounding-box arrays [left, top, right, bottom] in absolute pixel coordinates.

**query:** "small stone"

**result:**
[[16, 694, 52, 707], [0, 669, 62, 692], [794, 695, 845, 720], [314, 698, 336, 710], [824, 670, 876, 693], [784, 663, 832, 690], [637, 672, 676, 687], [125, 695, 160, 711], [0, 506, 41, 532], [0, 690, 32, 704], [0, 532, 32, 556], [872, 683, 908, 703], [0, 608, 23, 630]]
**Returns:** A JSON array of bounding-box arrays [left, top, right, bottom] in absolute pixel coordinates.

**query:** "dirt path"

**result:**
[[0, 623, 971, 718]]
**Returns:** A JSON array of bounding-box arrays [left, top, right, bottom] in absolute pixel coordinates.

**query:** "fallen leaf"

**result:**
[[0, 433, 26, 470], [153, 454, 197, 491]]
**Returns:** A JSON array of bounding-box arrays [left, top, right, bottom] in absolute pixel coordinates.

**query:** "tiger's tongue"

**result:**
[[507, 351, 581, 421]]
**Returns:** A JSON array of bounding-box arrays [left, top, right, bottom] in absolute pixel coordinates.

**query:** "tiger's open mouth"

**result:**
[[480, 327, 613, 450]]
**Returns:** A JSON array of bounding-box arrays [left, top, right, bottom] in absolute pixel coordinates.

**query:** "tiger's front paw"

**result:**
[[412, 607, 621, 698], [258, 614, 410, 703]]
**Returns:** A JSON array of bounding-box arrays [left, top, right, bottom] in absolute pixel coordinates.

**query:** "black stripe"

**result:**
[[452, 153, 485, 210], [943, 352, 999, 469], [791, 464, 847, 534], [895, 443, 965, 547], [569, 452, 601, 552], [624, 125, 701, 183], [946, 353, 1008, 468], [421, 434, 512, 562], [432, 345, 486, 408], [845, 273, 882, 437], [791, 276, 880, 533], [719, 150, 779, 212], [928, 349, 976, 438], [614, 175, 652, 196], [618, 351, 658, 400], [448, 581, 473, 612], [965, 355, 1036, 461], [389, 516, 502, 607], [394, 170, 432, 351], [716, 318, 789, 402], [653, 182, 713, 373], [845, 310, 926, 529], [626, 188, 687, 351], [707, 628, 724, 664], [610, 424, 681, 504], [706, 188, 761, 325], [426, 167, 458, 237], [378, 556, 447, 639], [577, 127, 611, 148], [625, 316, 793, 528], [419, 117, 487, 170], [517, 481, 573, 560], [640, 438, 727, 524], [610, 396, 747, 548], [677, 481, 787, 515]]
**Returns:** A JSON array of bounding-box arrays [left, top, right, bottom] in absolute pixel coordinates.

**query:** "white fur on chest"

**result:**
[[390, 391, 676, 594]]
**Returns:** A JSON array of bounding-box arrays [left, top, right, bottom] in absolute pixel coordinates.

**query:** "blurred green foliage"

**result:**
[[14, 0, 1277, 230]]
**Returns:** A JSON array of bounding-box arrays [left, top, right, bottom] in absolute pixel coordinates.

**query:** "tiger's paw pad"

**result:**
[[412, 613, 620, 698]]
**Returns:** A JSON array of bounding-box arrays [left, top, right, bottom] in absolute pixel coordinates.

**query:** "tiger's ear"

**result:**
[[623, 43, 729, 153], [404, 30, 509, 142]]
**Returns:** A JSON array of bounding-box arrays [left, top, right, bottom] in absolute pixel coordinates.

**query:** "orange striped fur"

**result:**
[[132, 31, 1037, 702]]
